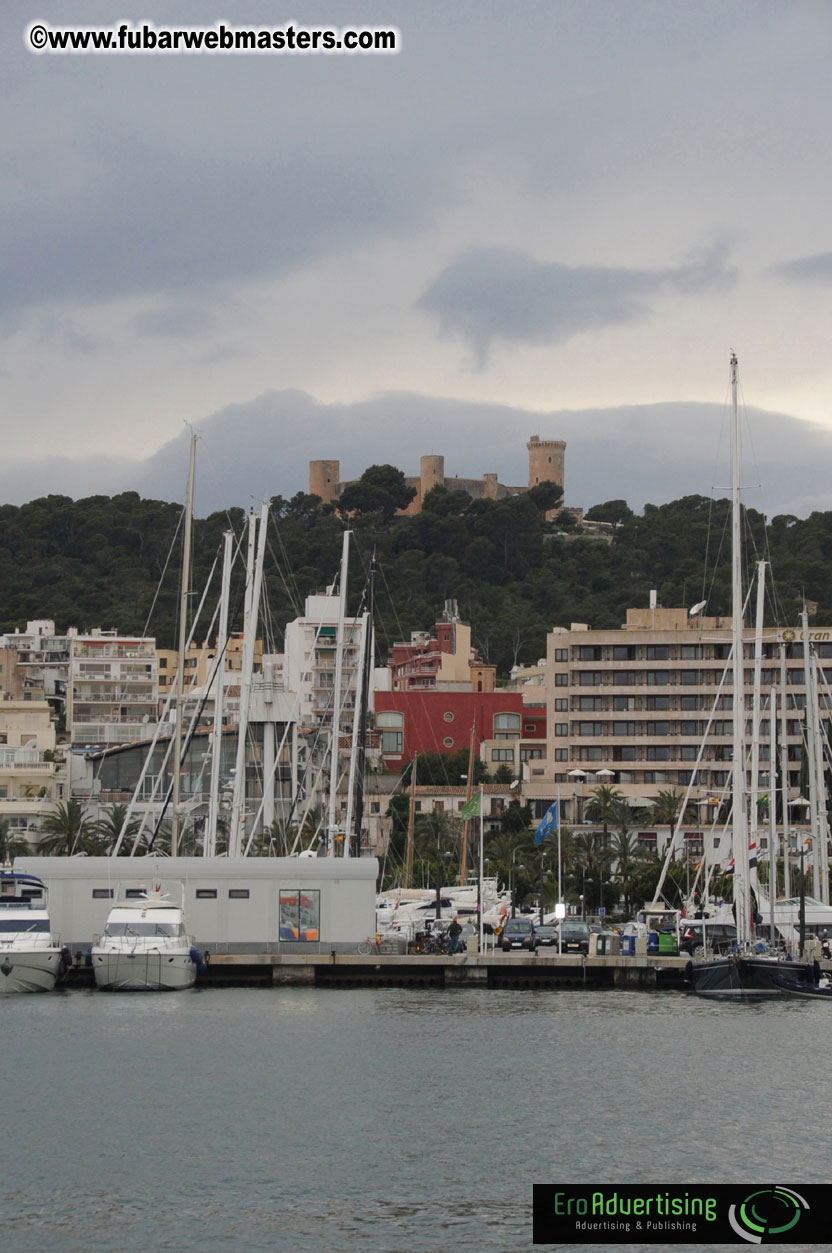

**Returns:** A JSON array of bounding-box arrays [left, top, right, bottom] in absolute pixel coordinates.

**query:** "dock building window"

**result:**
[[279, 889, 320, 942]]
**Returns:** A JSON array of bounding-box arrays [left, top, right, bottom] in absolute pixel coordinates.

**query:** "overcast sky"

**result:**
[[4, 0, 832, 515]]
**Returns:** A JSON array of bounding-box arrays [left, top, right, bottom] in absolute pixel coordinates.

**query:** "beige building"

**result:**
[[527, 606, 827, 833], [0, 699, 63, 841], [309, 435, 566, 515]]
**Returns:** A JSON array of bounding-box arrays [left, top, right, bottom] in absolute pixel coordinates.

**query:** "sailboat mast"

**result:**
[[404, 755, 417, 890], [172, 432, 196, 858], [459, 723, 475, 887], [730, 353, 750, 943], [327, 530, 351, 855], [352, 555, 376, 857], [206, 530, 233, 857]]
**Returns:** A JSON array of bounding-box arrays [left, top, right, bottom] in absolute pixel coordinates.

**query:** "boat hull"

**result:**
[[687, 955, 815, 998], [0, 948, 62, 994], [91, 949, 197, 991]]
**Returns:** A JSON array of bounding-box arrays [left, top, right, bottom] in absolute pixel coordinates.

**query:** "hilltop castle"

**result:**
[[309, 435, 566, 516]]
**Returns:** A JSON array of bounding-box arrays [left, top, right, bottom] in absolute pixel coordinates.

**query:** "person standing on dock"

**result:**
[[448, 917, 463, 954]]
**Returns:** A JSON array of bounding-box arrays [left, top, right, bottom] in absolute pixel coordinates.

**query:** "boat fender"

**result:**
[[59, 946, 72, 978], [190, 946, 208, 973], [84, 948, 93, 968], [813, 959, 822, 986]]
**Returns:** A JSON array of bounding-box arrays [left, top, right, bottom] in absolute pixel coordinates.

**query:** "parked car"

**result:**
[[679, 922, 737, 955], [559, 921, 591, 954], [534, 924, 559, 947], [501, 917, 537, 953]]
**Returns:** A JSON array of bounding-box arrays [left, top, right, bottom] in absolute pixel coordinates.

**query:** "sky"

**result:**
[[3, 0, 832, 517]]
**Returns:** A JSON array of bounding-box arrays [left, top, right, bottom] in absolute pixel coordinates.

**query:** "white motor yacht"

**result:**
[[90, 884, 203, 991], [0, 870, 70, 994]]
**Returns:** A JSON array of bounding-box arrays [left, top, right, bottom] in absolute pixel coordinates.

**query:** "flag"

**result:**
[[723, 858, 735, 877], [460, 793, 481, 821], [534, 800, 558, 845]]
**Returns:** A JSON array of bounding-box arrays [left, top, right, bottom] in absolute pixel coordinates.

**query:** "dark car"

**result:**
[[559, 921, 591, 954], [679, 922, 737, 955], [501, 917, 537, 953], [534, 924, 559, 947]]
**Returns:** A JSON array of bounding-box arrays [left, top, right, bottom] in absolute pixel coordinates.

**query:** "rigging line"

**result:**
[[142, 507, 185, 639]]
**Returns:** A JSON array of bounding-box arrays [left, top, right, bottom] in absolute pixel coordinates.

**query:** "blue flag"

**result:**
[[534, 800, 558, 845]]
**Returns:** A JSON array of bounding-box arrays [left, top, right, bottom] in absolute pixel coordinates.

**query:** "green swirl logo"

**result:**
[[728, 1187, 808, 1243]]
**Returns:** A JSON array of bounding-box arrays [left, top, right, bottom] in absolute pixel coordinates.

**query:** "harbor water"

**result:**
[[2, 985, 827, 1252]]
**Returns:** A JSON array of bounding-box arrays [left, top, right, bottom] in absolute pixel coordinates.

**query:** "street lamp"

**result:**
[[788, 834, 811, 957], [539, 853, 549, 926], [510, 848, 526, 918]]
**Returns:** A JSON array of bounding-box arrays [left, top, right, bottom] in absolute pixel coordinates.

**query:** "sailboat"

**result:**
[[687, 356, 815, 996]]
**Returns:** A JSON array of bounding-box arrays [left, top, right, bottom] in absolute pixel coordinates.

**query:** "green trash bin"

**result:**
[[657, 931, 677, 955]]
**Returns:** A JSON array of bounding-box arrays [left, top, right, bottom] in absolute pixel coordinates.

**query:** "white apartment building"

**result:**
[[66, 629, 158, 747], [283, 594, 368, 733], [528, 607, 828, 833]]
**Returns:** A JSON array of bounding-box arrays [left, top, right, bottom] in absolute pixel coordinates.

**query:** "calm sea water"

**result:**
[[1, 985, 827, 1252]]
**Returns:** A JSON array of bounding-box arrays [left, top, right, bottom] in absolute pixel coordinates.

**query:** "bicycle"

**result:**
[[356, 933, 382, 955]]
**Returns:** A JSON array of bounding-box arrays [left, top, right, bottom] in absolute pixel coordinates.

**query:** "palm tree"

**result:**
[[0, 819, 31, 864], [585, 784, 625, 838], [94, 803, 141, 855], [37, 800, 104, 856], [648, 788, 693, 831]]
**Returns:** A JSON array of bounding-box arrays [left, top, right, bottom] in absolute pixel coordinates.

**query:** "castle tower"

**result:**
[[527, 435, 566, 493], [309, 460, 340, 504], [419, 455, 445, 502]]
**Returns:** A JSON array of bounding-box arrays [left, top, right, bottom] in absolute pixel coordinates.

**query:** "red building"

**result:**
[[375, 689, 540, 768]]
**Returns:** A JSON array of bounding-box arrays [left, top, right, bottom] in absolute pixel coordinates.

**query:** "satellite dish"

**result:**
[[689, 600, 707, 617]]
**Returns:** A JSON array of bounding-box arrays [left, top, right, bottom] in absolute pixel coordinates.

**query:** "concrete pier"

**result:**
[[197, 953, 690, 990]]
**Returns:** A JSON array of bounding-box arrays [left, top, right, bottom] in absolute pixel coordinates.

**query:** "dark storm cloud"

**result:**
[[0, 133, 447, 323], [418, 244, 737, 363], [770, 252, 832, 284]]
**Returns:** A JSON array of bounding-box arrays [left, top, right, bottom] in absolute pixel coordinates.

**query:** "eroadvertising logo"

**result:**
[[533, 1184, 831, 1245]]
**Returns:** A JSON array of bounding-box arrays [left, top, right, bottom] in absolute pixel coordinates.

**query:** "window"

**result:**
[[443, 711, 454, 723], [554, 648, 568, 662], [493, 713, 521, 732], [554, 698, 568, 711], [579, 696, 603, 711], [491, 748, 514, 762], [681, 645, 702, 660], [196, 888, 218, 899], [613, 646, 636, 660], [443, 736, 454, 748], [279, 889, 320, 942], [555, 673, 569, 687], [554, 723, 568, 736], [524, 723, 537, 733], [381, 731, 403, 754], [681, 670, 702, 685], [646, 745, 670, 761], [576, 646, 602, 661], [578, 672, 602, 686], [520, 747, 542, 761], [617, 721, 637, 736], [614, 696, 636, 711], [554, 749, 568, 762], [646, 646, 669, 660], [92, 888, 113, 899], [646, 671, 669, 686], [229, 889, 250, 900], [578, 721, 604, 736], [125, 888, 146, 899], [579, 747, 604, 761], [646, 695, 669, 711], [647, 722, 669, 736], [680, 746, 698, 761], [376, 711, 403, 728], [612, 746, 637, 761]]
